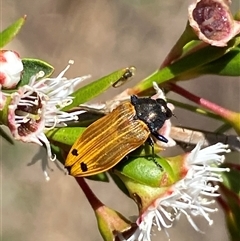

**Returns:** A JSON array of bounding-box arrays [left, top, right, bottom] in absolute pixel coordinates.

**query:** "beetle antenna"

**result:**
[[172, 112, 185, 132]]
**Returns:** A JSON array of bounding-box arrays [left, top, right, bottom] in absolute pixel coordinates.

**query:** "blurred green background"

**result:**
[[1, 0, 239, 240]]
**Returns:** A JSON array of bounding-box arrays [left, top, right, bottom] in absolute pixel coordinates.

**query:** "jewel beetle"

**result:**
[[65, 95, 172, 177]]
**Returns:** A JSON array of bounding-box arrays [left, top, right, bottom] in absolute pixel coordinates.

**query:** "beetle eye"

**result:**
[[156, 98, 166, 106], [166, 107, 172, 118]]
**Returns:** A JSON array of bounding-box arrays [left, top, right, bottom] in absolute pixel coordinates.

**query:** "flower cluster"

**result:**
[[1, 53, 90, 180], [119, 143, 230, 241]]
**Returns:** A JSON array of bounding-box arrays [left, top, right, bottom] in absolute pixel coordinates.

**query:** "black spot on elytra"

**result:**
[[71, 149, 79, 156], [80, 162, 88, 172]]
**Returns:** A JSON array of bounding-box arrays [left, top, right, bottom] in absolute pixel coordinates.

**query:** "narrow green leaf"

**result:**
[[182, 40, 202, 55], [226, 204, 240, 241], [0, 127, 14, 145], [0, 96, 11, 126], [221, 167, 240, 240], [196, 47, 240, 76], [46, 127, 85, 146], [61, 67, 135, 111], [133, 36, 240, 94], [109, 172, 130, 196], [168, 99, 223, 121], [222, 167, 240, 196], [86, 173, 109, 182], [66, 111, 104, 127], [214, 123, 232, 133], [0, 16, 26, 48]]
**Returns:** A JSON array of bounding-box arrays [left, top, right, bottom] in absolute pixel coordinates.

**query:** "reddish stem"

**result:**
[[225, 163, 240, 171], [169, 83, 232, 119], [75, 177, 103, 210], [219, 182, 240, 206], [217, 195, 230, 213]]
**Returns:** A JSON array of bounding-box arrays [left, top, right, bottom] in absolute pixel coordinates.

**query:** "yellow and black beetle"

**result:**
[[65, 95, 172, 177]]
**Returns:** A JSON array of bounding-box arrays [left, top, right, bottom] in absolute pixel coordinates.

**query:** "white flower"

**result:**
[[0, 50, 23, 89], [7, 61, 90, 180], [122, 142, 230, 241]]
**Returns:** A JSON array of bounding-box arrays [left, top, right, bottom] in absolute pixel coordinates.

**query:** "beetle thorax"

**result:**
[[130, 95, 171, 134]]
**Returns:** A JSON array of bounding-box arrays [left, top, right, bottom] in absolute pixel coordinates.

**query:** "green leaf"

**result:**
[[0, 16, 26, 48], [168, 99, 224, 121], [86, 173, 109, 182], [221, 167, 240, 241], [109, 172, 130, 197], [0, 126, 14, 145], [182, 40, 202, 55], [46, 127, 86, 146], [222, 167, 240, 198], [132, 36, 240, 94], [0, 96, 11, 126], [196, 47, 240, 76], [2, 58, 54, 93], [114, 155, 177, 188], [226, 205, 240, 241], [19, 58, 54, 86], [214, 123, 232, 133], [66, 111, 104, 127], [61, 67, 135, 111]]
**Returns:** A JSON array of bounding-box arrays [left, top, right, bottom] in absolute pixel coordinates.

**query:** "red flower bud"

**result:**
[[0, 50, 23, 89]]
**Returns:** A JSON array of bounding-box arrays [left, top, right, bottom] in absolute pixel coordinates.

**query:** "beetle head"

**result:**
[[131, 95, 172, 134]]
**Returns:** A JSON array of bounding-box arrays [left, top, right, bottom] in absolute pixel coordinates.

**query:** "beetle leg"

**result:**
[[152, 132, 168, 143], [147, 137, 162, 169]]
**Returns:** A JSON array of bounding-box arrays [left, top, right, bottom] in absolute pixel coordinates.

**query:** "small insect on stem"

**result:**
[[112, 66, 136, 88], [65, 95, 172, 177]]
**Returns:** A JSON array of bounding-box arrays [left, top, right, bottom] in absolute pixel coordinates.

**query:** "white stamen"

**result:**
[[44, 170, 50, 182]]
